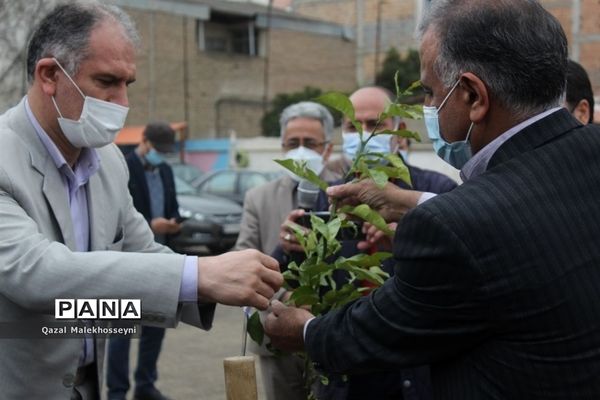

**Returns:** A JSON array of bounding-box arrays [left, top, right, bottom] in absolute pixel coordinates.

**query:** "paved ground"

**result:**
[[157, 305, 266, 400], [101, 245, 270, 400], [103, 304, 266, 400]]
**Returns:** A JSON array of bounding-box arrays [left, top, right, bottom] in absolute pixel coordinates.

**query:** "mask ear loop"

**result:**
[[51, 58, 87, 119], [464, 122, 475, 142], [437, 79, 461, 111], [52, 57, 86, 99], [50, 97, 64, 118]]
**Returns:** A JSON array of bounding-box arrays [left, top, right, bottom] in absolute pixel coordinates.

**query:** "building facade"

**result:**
[[116, 0, 356, 139], [289, 0, 600, 109]]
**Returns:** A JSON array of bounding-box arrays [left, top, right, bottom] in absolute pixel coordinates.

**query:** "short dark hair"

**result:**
[[26, 2, 139, 83], [143, 122, 176, 153], [566, 60, 595, 124], [420, 0, 568, 120]]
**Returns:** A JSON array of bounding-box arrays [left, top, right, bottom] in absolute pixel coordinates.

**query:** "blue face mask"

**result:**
[[423, 80, 474, 169], [342, 132, 391, 159], [145, 149, 165, 166]]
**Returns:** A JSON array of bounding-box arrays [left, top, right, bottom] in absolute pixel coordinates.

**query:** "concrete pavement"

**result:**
[[104, 305, 266, 400]]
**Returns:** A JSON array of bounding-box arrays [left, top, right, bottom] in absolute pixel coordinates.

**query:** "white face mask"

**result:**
[[51, 58, 129, 148], [342, 131, 392, 159], [283, 146, 325, 181]]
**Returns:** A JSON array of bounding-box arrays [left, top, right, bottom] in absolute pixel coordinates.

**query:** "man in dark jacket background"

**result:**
[[107, 122, 181, 400]]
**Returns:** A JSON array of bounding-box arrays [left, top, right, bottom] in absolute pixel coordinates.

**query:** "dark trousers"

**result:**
[[106, 326, 166, 399]]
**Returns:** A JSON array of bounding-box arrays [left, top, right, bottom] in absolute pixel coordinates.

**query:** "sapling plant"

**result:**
[[247, 73, 423, 399]]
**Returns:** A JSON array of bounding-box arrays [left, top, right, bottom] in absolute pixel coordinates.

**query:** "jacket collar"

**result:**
[[488, 108, 581, 171]]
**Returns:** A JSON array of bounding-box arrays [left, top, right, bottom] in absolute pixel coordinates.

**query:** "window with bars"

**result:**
[[197, 12, 260, 57]]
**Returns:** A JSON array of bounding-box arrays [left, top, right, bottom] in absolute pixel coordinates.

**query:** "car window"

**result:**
[[240, 172, 268, 194], [171, 163, 204, 184], [203, 171, 236, 195], [174, 176, 197, 195]]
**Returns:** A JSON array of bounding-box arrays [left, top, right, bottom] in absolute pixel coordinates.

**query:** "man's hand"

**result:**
[[198, 249, 283, 310], [327, 179, 423, 222], [357, 222, 398, 251], [150, 217, 181, 235], [264, 300, 313, 352], [279, 209, 309, 254]]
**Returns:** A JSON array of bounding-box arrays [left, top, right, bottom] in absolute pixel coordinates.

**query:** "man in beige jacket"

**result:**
[[0, 3, 281, 399], [235, 101, 339, 400]]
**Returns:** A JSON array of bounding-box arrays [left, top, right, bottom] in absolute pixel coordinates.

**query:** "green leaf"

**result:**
[[273, 159, 328, 191], [358, 269, 387, 285], [311, 214, 329, 237], [311, 303, 326, 316], [337, 252, 393, 268], [326, 274, 337, 291], [369, 265, 389, 278], [289, 285, 320, 306], [381, 103, 423, 121], [366, 168, 389, 188], [316, 237, 326, 263], [282, 269, 299, 281], [315, 92, 355, 121], [384, 153, 404, 169], [326, 283, 364, 309], [247, 311, 264, 346], [377, 128, 421, 142], [339, 264, 387, 286], [316, 92, 362, 134], [380, 154, 412, 186], [325, 216, 341, 243], [373, 166, 411, 187], [400, 79, 422, 97], [351, 159, 372, 182], [339, 204, 394, 236]]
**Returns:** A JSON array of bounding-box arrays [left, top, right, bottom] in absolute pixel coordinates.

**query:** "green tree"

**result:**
[[261, 86, 342, 137], [375, 48, 421, 100]]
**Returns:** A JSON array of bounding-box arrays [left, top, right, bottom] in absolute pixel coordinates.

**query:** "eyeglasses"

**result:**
[[282, 138, 329, 151]]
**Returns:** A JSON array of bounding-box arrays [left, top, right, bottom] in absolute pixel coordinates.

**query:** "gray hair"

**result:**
[[279, 101, 334, 142], [26, 1, 140, 83], [419, 0, 568, 119]]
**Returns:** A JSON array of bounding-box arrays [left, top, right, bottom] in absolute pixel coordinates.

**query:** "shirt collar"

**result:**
[[460, 107, 562, 181], [24, 96, 100, 185]]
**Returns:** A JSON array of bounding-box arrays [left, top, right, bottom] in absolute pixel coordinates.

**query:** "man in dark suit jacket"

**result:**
[[107, 122, 181, 400], [264, 0, 600, 398]]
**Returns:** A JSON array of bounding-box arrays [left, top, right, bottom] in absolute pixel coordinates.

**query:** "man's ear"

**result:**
[[571, 99, 590, 125], [322, 142, 334, 162], [35, 58, 60, 97], [390, 136, 408, 153], [458, 72, 489, 124]]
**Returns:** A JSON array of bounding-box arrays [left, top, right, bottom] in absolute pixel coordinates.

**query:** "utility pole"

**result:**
[[375, 0, 384, 79], [182, 16, 190, 150], [356, 0, 365, 86], [571, 0, 581, 61], [262, 0, 274, 115]]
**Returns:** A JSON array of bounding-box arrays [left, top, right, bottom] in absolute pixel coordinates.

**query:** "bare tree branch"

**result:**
[[0, 0, 59, 111]]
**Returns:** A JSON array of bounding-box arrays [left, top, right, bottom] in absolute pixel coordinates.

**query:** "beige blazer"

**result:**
[[235, 169, 340, 255], [0, 98, 212, 399]]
